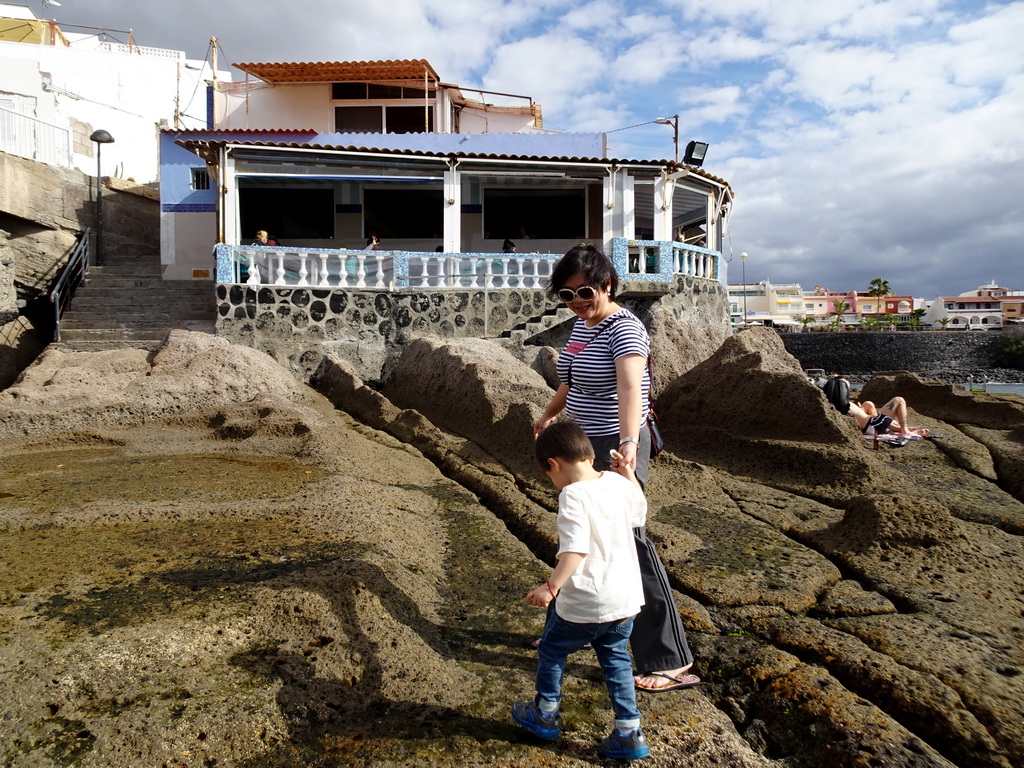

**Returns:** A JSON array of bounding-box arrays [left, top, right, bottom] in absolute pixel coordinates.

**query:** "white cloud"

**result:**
[[672, 85, 746, 126], [483, 34, 609, 116], [612, 32, 689, 84]]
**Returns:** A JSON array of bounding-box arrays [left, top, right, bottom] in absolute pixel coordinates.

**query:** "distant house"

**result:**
[[0, 1, 226, 181], [726, 279, 805, 328], [160, 58, 733, 285], [1000, 295, 1024, 326], [922, 282, 1013, 328]]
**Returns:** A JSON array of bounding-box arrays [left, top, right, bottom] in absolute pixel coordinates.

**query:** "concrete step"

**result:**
[[59, 322, 214, 342], [70, 295, 213, 309], [59, 328, 174, 342], [61, 314, 215, 329], [78, 278, 207, 291], [92, 264, 161, 274], [499, 306, 576, 341], [53, 340, 165, 352]]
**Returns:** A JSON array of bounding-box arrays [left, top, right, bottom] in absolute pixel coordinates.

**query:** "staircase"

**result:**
[[497, 305, 577, 347], [55, 246, 216, 351]]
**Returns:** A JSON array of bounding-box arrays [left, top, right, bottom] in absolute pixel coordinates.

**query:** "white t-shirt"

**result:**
[[554, 471, 647, 624]]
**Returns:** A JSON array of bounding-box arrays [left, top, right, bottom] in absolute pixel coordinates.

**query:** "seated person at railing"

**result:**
[[503, 239, 517, 253], [251, 230, 280, 247], [364, 233, 382, 251]]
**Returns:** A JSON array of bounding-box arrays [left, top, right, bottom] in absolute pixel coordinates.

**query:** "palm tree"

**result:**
[[867, 277, 890, 297], [910, 308, 926, 331], [939, 317, 951, 330], [795, 315, 815, 332], [830, 299, 850, 331]]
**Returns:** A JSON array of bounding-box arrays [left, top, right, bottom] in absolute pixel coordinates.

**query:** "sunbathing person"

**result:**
[[848, 397, 930, 438]]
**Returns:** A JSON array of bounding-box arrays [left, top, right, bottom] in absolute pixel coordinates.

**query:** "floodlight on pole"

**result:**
[[90, 129, 115, 267], [683, 140, 709, 167]]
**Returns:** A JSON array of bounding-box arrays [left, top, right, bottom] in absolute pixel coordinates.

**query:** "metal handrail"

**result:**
[[50, 229, 92, 343]]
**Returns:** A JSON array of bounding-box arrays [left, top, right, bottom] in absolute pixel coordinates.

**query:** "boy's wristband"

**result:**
[[546, 580, 558, 599]]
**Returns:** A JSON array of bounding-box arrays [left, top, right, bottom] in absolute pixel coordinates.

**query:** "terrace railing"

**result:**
[[213, 239, 723, 290], [615, 240, 721, 282], [214, 245, 559, 290]]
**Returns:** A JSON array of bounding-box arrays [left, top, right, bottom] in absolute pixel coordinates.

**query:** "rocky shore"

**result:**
[[1, 328, 1022, 767]]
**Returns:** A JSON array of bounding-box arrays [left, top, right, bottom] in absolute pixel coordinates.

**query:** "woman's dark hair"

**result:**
[[536, 420, 595, 470], [547, 243, 619, 301]]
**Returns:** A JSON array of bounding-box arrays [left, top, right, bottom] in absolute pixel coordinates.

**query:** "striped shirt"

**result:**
[[557, 310, 651, 437]]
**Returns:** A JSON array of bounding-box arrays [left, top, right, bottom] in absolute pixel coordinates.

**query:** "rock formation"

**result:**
[[1, 328, 1022, 767]]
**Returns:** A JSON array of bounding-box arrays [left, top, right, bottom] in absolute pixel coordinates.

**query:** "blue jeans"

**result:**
[[536, 611, 641, 728]]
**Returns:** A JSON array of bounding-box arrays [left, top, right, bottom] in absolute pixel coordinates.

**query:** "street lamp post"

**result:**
[[89, 129, 115, 266], [654, 114, 679, 163], [740, 252, 748, 326]]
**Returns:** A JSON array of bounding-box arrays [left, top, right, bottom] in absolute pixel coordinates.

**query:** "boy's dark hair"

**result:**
[[536, 420, 595, 470], [547, 243, 619, 301]]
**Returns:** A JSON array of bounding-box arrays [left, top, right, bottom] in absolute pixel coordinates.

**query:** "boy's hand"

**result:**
[[610, 449, 642, 489], [525, 585, 554, 608]]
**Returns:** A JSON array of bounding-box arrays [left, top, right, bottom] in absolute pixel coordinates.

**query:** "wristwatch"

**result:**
[[619, 436, 640, 447]]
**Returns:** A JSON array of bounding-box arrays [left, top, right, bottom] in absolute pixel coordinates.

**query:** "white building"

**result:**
[[161, 58, 733, 282], [216, 60, 546, 137], [0, 2, 228, 182], [922, 281, 1009, 329], [727, 279, 806, 328]]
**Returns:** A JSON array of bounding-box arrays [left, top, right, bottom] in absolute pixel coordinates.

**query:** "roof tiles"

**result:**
[[233, 59, 440, 84]]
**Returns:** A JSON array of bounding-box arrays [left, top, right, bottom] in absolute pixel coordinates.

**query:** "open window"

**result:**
[[483, 188, 585, 240], [239, 185, 335, 240]]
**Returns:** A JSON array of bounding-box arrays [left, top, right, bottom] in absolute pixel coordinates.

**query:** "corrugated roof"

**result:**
[[159, 128, 320, 135], [175, 137, 732, 190], [233, 59, 440, 84]]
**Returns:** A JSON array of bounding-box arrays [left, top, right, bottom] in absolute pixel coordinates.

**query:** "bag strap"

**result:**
[[565, 315, 622, 387], [645, 354, 659, 415]]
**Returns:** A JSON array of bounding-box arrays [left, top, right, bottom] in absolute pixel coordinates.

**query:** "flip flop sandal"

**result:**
[[635, 672, 701, 692]]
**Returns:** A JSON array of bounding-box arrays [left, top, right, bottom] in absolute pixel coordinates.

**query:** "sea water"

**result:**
[[980, 382, 1024, 397]]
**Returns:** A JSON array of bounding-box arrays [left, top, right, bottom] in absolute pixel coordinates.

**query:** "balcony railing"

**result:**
[[213, 238, 724, 290], [0, 107, 72, 168], [214, 245, 559, 290], [613, 239, 721, 283]]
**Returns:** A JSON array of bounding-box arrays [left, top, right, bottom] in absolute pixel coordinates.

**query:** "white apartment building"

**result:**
[[0, 2, 228, 182]]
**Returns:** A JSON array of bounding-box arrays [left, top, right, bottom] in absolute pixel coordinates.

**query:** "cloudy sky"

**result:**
[[39, 0, 1024, 299]]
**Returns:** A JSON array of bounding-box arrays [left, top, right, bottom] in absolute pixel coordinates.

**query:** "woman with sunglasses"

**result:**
[[532, 243, 699, 693]]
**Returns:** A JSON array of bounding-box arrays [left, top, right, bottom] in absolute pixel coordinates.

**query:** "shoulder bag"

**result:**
[[646, 356, 665, 458]]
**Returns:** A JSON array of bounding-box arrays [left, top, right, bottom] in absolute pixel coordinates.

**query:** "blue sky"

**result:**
[[42, 0, 1024, 299]]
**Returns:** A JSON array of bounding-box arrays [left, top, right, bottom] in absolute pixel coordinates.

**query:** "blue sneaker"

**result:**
[[511, 698, 560, 741], [600, 727, 650, 760]]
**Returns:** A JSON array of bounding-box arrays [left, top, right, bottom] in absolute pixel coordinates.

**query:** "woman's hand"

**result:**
[[533, 415, 557, 440], [612, 439, 639, 472], [534, 384, 570, 440]]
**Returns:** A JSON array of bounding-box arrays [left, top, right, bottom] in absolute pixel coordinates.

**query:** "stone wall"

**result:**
[[216, 284, 554, 382], [0, 151, 158, 251], [782, 330, 1000, 374], [216, 275, 733, 385], [1, 232, 16, 323]]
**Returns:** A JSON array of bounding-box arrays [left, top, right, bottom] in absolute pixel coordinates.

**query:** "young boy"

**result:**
[[512, 420, 650, 761]]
